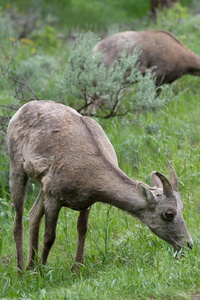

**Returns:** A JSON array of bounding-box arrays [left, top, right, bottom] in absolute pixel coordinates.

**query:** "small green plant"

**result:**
[[57, 32, 170, 118], [17, 54, 57, 95], [0, 198, 13, 219], [0, 7, 12, 39], [30, 25, 61, 54]]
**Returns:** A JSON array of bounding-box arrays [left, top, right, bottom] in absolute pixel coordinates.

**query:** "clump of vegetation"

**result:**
[[30, 25, 61, 54], [57, 32, 169, 118]]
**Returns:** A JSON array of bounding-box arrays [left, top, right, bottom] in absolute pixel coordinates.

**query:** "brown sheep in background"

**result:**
[[93, 30, 200, 86]]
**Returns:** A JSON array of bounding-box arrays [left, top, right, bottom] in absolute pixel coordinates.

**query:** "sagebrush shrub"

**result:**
[[56, 32, 170, 118]]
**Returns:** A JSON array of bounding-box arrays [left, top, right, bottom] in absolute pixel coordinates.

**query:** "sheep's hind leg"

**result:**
[[41, 199, 61, 265], [71, 207, 91, 273], [10, 167, 28, 272], [27, 190, 45, 269]]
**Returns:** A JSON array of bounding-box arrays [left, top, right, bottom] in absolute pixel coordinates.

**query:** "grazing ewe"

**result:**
[[93, 30, 200, 86], [7, 100, 193, 272]]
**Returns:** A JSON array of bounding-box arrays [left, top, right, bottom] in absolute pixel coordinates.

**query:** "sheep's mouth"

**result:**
[[172, 241, 193, 253], [148, 227, 187, 251]]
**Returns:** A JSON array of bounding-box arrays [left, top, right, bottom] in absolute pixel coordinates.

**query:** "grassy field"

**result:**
[[0, 1, 200, 299]]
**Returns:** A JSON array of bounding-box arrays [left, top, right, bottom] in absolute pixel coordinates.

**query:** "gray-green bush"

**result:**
[[56, 32, 170, 118]]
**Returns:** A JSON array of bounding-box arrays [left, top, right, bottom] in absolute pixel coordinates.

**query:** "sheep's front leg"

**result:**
[[27, 190, 45, 269], [41, 200, 61, 265], [10, 168, 28, 272], [71, 207, 91, 272]]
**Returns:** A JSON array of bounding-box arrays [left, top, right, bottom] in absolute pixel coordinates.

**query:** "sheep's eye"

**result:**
[[165, 212, 174, 220], [161, 209, 176, 221]]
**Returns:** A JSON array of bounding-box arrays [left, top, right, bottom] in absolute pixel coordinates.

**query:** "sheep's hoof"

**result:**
[[17, 269, 25, 277], [71, 262, 84, 274]]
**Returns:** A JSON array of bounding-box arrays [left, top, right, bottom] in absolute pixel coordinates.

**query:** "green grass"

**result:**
[[1, 1, 200, 299]]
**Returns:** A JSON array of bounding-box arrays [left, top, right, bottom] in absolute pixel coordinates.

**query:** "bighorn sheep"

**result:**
[[7, 100, 193, 272], [93, 30, 200, 86]]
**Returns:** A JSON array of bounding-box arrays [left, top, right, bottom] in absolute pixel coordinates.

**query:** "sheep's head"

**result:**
[[138, 163, 193, 251]]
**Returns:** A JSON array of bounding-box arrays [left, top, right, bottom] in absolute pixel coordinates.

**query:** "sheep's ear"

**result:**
[[151, 171, 162, 188], [138, 183, 156, 205]]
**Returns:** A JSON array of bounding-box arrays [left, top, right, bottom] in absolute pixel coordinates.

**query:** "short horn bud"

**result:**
[[155, 172, 173, 198], [167, 162, 178, 192]]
